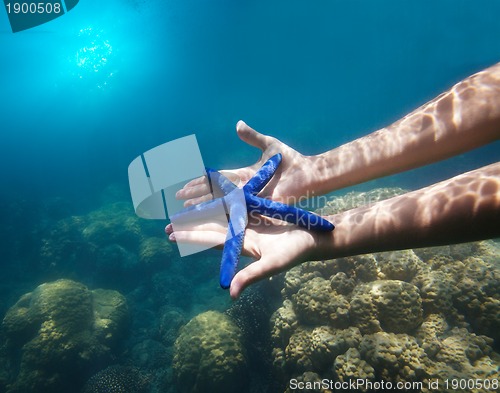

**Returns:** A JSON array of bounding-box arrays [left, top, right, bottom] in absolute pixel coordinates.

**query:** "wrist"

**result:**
[[308, 213, 341, 260], [307, 153, 335, 196], [311, 211, 360, 261]]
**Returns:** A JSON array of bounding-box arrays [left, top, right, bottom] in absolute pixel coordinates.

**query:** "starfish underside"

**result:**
[[170, 153, 335, 289]]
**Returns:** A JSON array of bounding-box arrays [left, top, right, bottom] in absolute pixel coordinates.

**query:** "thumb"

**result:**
[[236, 120, 273, 151], [229, 256, 282, 299]]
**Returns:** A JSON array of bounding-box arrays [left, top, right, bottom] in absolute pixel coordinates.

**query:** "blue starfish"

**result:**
[[170, 153, 335, 289]]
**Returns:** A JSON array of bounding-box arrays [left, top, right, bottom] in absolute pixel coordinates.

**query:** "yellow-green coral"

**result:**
[[376, 250, 423, 282], [82, 202, 143, 248], [270, 188, 500, 391], [334, 348, 376, 391], [360, 332, 429, 382], [0, 279, 128, 393], [139, 237, 172, 269], [350, 280, 423, 334], [3, 280, 93, 342], [282, 326, 362, 374], [292, 277, 350, 327], [271, 299, 298, 347], [92, 288, 129, 345], [282, 265, 321, 299], [173, 310, 248, 393]]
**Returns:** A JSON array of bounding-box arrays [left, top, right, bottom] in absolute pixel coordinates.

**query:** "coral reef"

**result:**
[[82, 365, 150, 393], [284, 326, 362, 374], [225, 284, 278, 391], [334, 348, 376, 389], [4, 186, 497, 393], [350, 280, 423, 334], [267, 189, 500, 392], [39, 202, 172, 290], [173, 310, 248, 393], [292, 277, 350, 328], [376, 249, 423, 282], [271, 299, 299, 348], [454, 256, 500, 341], [0, 279, 129, 393], [359, 332, 428, 382], [271, 240, 500, 392]]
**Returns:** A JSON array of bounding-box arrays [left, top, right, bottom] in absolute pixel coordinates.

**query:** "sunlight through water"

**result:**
[[74, 27, 114, 89]]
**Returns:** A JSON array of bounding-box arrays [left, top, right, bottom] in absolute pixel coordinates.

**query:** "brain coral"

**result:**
[[268, 187, 500, 392], [282, 265, 322, 299], [418, 321, 500, 389], [412, 268, 458, 317], [350, 280, 423, 334], [359, 332, 429, 382], [376, 249, 423, 282], [334, 347, 375, 389], [292, 277, 350, 327], [173, 310, 248, 393], [454, 256, 500, 341], [0, 279, 128, 393], [271, 299, 298, 348], [415, 313, 449, 358], [283, 326, 361, 374], [329, 272, 356, 295]]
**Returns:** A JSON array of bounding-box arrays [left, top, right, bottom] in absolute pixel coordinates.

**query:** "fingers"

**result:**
[[167, 228, 226, 247], [177, 175, 207, 190], [166, 220, 227, 233], [176, 172, 242, 206], [175, 177, 211, 201], [183, 194, 213, 207], [236, 120, 273, 151], [229, 256, 285, 299]]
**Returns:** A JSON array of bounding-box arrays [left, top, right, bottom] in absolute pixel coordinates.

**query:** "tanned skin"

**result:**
[[169, 63, 500, 298]]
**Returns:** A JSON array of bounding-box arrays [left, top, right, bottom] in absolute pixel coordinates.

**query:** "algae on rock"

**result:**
[[173, 310, 248, 393], [0, 279, 129, 393]]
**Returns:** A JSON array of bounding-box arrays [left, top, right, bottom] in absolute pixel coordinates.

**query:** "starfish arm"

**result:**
[[169, 197, 226, 224], [243, 153, 282, 195], [247, 194, 335, 231], [206, 168, 237, 197], [219, 201, 248, 289]]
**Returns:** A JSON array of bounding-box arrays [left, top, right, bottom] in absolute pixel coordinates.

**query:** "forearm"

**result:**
[[315, 163, 500, 259], [310, 63, 500, 195]]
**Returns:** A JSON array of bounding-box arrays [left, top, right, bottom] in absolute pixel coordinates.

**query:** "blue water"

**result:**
[[1, 1, 500, 392], [1, 0, 500, 202]]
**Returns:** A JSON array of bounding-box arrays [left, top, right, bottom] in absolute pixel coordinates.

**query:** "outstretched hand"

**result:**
[[175, 121, 317, 206], [165, 215, 328, 299]]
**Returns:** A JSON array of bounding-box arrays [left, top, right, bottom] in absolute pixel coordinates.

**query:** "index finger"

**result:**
[[176, 183, 212, 204], [175, 176, 210, 200]]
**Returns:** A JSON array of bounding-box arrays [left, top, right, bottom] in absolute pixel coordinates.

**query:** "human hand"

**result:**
[[175, 120, 318, 206], [165, 215, 329, 299]]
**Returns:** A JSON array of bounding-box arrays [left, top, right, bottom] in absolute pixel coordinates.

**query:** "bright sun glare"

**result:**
[[75, 27, 114, 89]]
